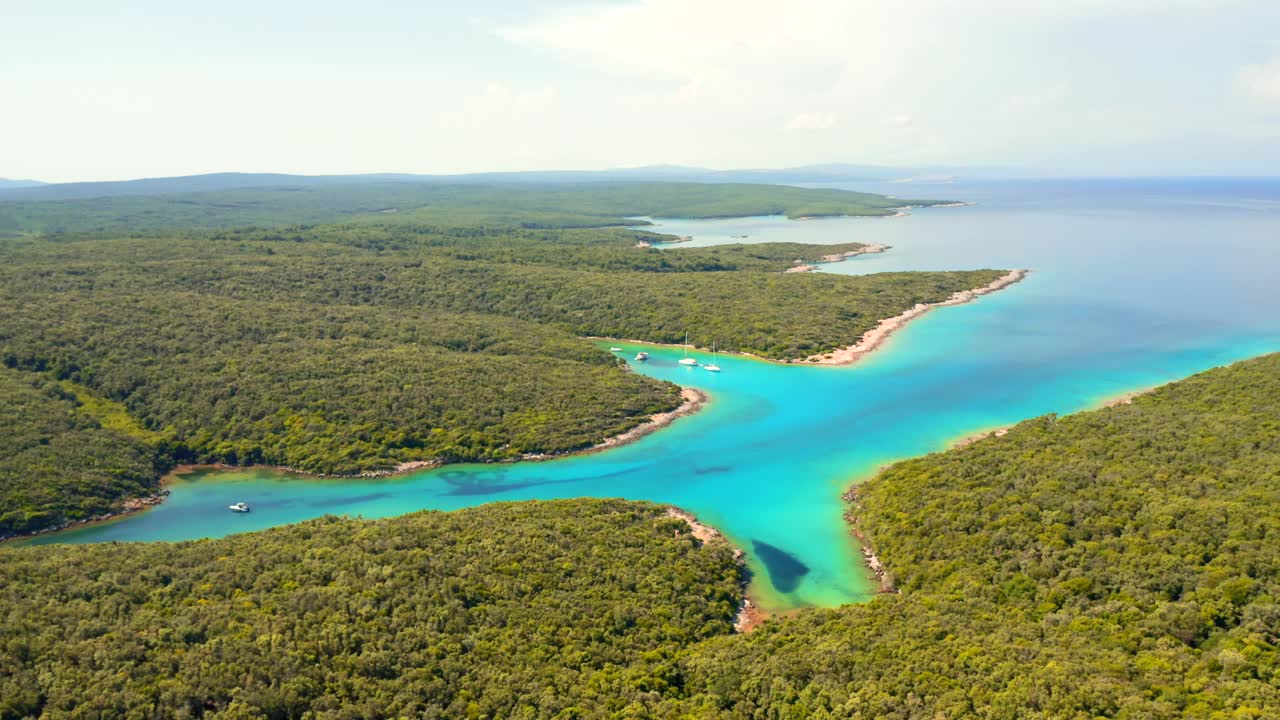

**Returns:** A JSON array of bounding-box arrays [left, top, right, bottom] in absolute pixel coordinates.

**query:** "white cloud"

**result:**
[[494, 0, 1279, 170], [786, 112, 838, 130], [499, 0, 1253, 79], [1237, 56, 1280, 106]]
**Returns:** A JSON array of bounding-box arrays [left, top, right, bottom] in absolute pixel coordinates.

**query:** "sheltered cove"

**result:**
[[2, 393, 708, 544], [13, 267, 1029, 553], [665, 507, 764, 633]]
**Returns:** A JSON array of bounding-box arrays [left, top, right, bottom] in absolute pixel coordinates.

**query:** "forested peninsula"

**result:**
[[0, 182, 1001, 537], [3, 353, 1277, 717], [0, 181, 921, 235]]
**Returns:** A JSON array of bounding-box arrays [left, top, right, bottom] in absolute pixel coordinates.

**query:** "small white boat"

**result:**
[[679, 331, 699, 366], [704, 342, 722, 372], [635, 352, 649, 361], [228, 502, 250, 513], [609, 347, 623, 352]]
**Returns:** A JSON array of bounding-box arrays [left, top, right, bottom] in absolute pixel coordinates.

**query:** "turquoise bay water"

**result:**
[[29, 179, 1280, 612]]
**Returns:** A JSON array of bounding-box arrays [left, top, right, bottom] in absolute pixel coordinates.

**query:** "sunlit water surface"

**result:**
[[28, 179, 1280, 612]]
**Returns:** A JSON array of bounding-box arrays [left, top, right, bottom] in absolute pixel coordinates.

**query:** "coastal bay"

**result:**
[[25, 178, 1280, 612]]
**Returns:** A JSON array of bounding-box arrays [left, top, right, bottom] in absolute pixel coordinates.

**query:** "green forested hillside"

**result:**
[[675, 353, 1280, 718], [0, 367, 165, 537], [0, 500, 744, 719], [4, 354, 1278, 718], [0, 183, 1001, 535]]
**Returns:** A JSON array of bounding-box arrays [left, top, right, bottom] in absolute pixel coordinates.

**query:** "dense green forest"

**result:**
[[680, 353, 1280, 718], [0, 182, 1000, 534], [3, 354, 1278, 717], [0, 500, 744, 719], [0, 181, 916, 235], [0, 367, 165, 537]]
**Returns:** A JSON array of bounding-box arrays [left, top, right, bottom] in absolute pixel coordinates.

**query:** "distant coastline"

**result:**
[[784, 243, 889, 273]]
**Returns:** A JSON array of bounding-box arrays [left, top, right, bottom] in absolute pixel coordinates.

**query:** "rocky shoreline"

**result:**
[[0, 490, 170, 543], [952, 426, 1012, 449], [665, 507, 763, 633], [841, 488, 898, 594]]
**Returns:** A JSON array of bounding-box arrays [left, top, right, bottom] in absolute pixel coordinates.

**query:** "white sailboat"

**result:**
[[704, 342, 721, 372], [679, 331, 698, 365]]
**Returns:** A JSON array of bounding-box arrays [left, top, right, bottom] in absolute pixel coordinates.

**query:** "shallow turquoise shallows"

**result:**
[[27, 179, 1280, 612]]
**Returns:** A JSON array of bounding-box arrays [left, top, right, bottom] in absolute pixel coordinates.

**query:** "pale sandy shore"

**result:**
[[1099, 386, 1157, 408], [529, 387, 707, 458], [951, 426, 1012, 449], [636, 235, 693, 248], [591, 270, 1028, 369], [804, 269, 1030, 365], [785, 243, 889, 273], [820, 243, 889, 263], [270, 459, 444, 480], [665, 507, 763, 632]]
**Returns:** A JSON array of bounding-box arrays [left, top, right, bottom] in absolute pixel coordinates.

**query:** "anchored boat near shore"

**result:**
[[705, 342, 721, 372], [679, 331, 699, 366]]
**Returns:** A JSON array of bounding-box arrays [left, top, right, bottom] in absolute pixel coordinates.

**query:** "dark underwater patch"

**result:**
[[751, 539, 810, 593]]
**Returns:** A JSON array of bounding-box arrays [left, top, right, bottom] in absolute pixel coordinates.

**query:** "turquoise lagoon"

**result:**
[[30, 179, 1280, 612]]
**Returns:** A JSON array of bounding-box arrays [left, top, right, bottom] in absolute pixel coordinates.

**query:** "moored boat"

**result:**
[[704, 342, 722, 372], [679, 331, 699, 366]]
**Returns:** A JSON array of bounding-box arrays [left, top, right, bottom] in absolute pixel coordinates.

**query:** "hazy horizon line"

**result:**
[[7, 164, 1280, 187]]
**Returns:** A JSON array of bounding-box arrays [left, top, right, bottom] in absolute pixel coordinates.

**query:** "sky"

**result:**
[[3, 0, 1279, 182]]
